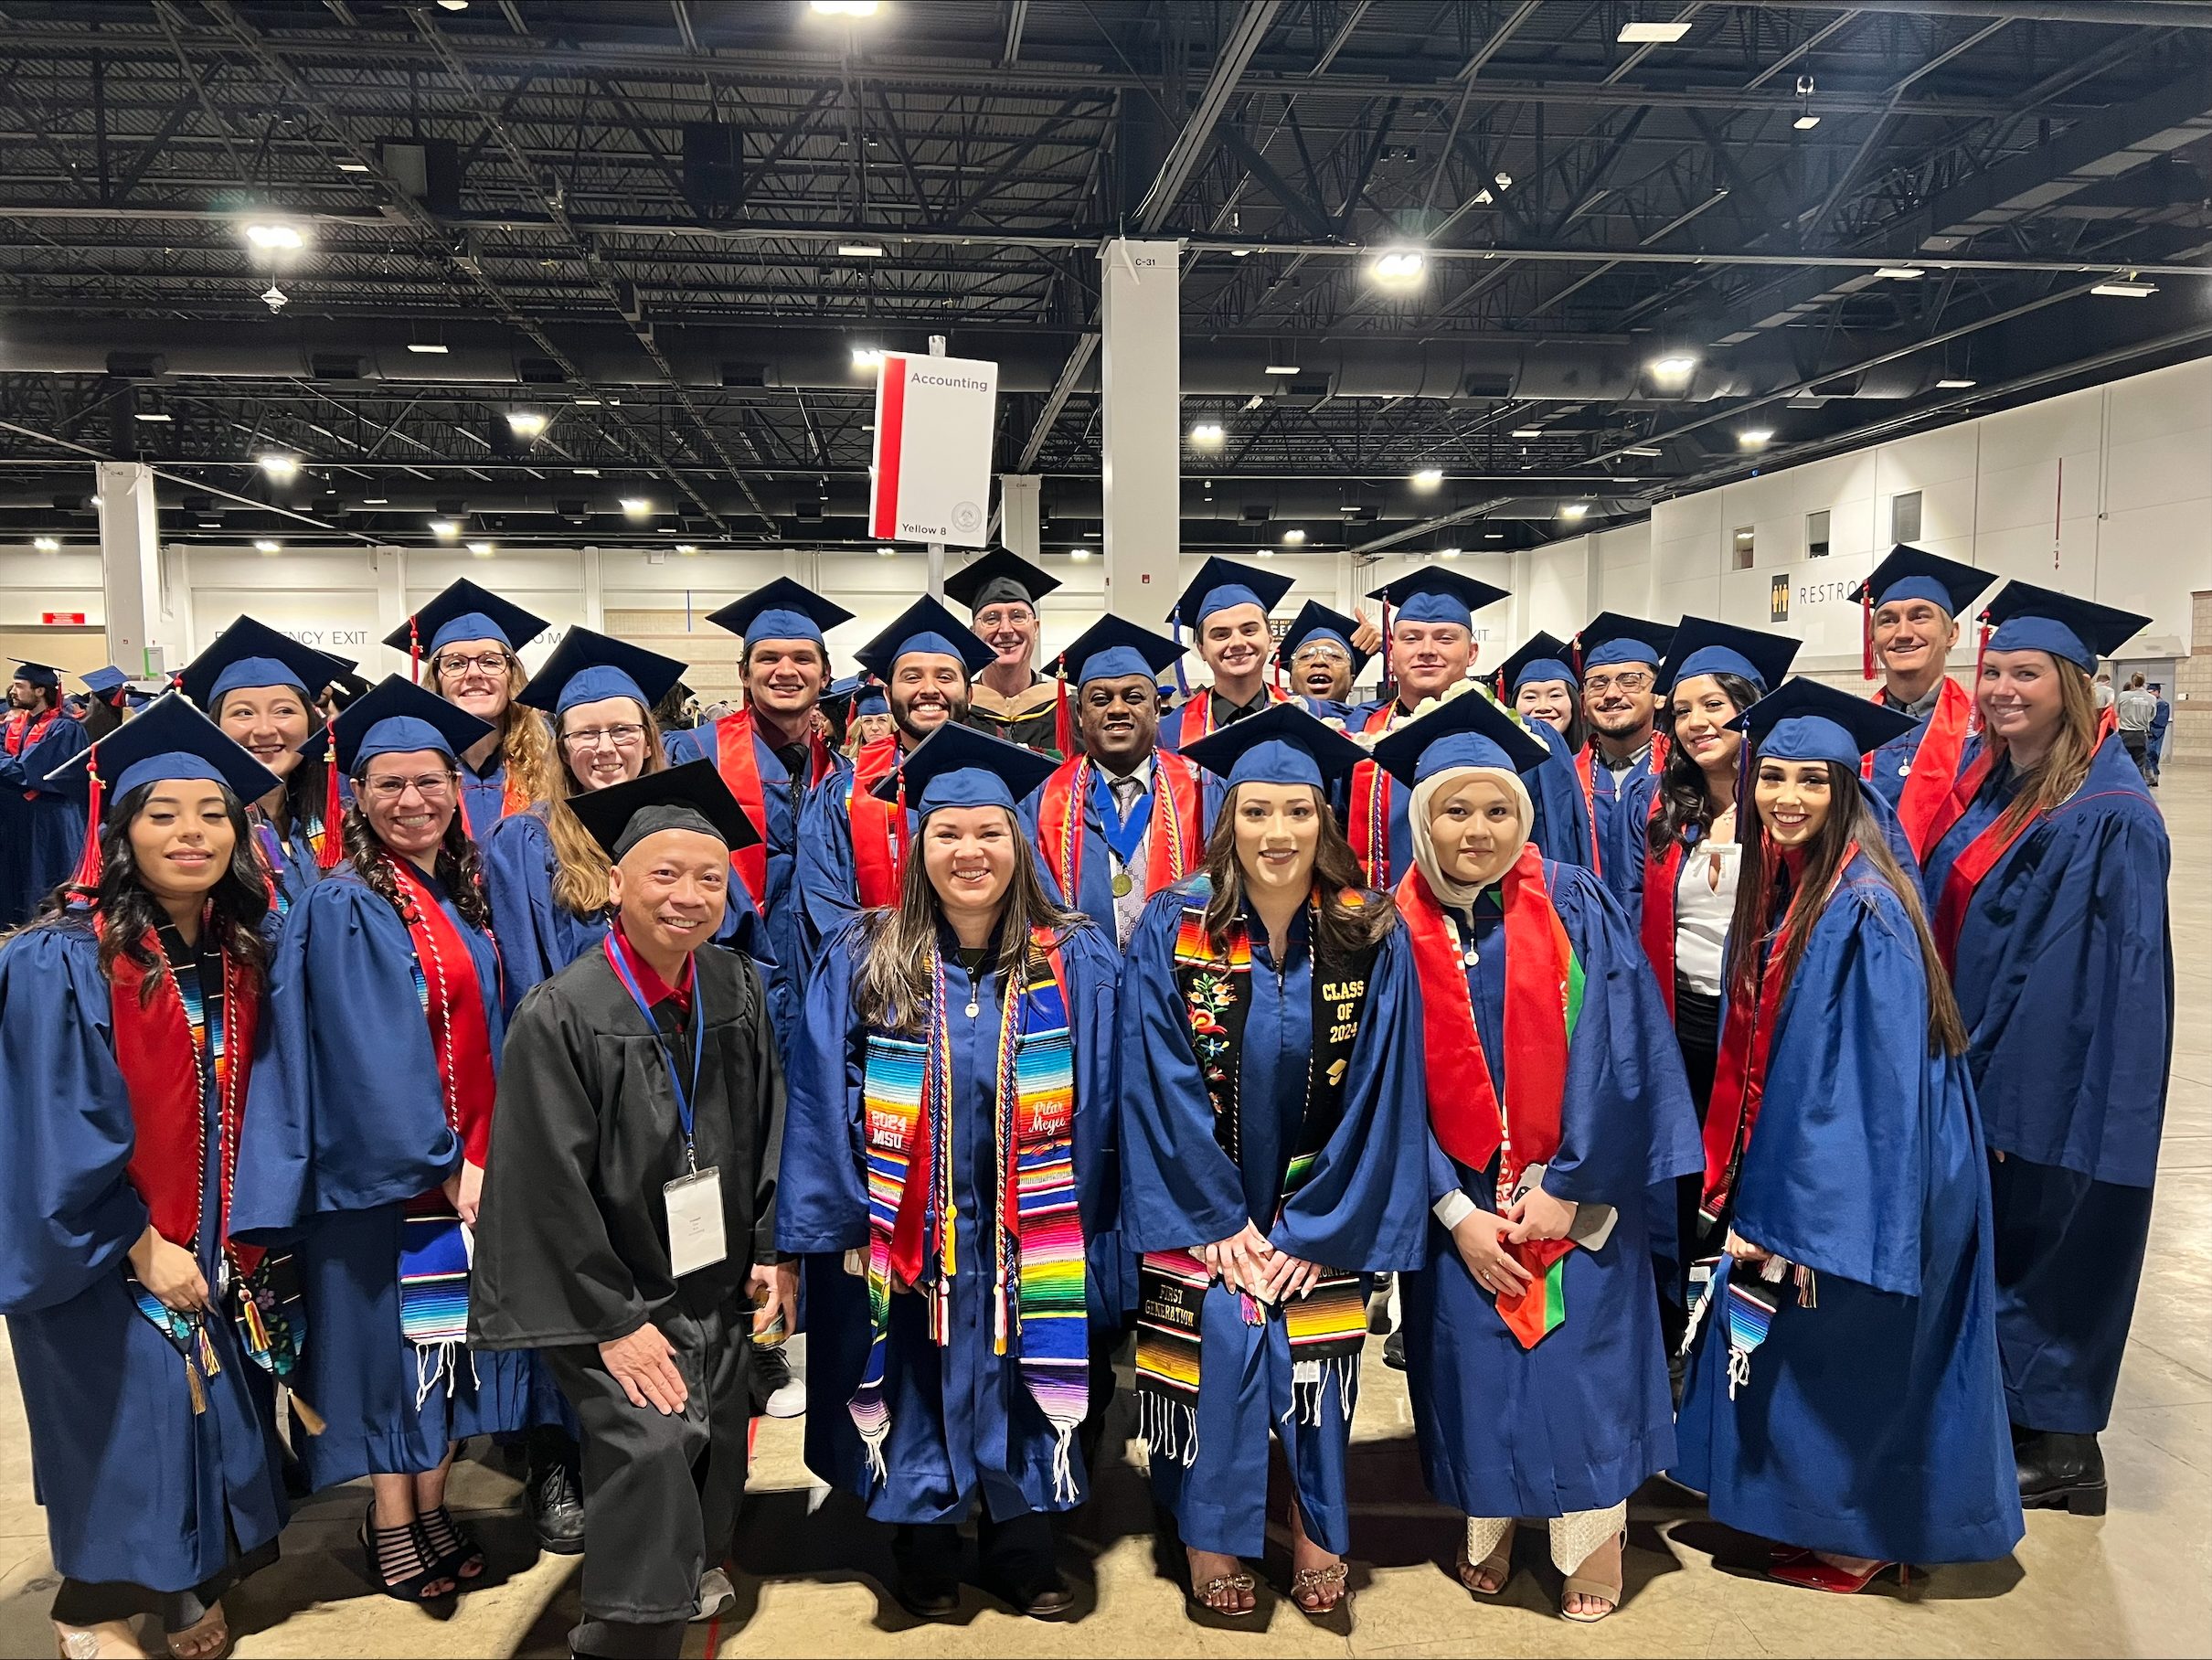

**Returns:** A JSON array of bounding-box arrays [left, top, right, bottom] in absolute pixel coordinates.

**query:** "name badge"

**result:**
[[664, 1165, 728, 1278]]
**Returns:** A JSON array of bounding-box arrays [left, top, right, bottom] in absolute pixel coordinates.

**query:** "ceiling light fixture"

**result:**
[[1739, 428, 1774, 449], [436, 0, 469, 10], [1229, 247, 1252, 258], [675, 544, 698, 555], [467, 541, 495, 557], [1559, 502, 1590, 521], [620, 497, 653, 516], [1263, 364, 1300, 375], [1649, 354, 1697, 380], [243, 221, 303, 250], [505, 410, 548, 439], [1877, 266, 1926, 280], [34, 537, 61, 552], [257, 452, 300, 481], [1439, 547, 1463, 560], [1623, 445, 1664, 457], [573, 397, 602, 407], [1282, 527, 1306, 545], [877, 545, 898, 558], [337, 160, 372, 173], [362, 495, 388, 505], [428, 519, 460, 537], [254, 539, 282, 554], [407, 342, 450, 354], [134, 410, 173, 422], [573, 467, 601, 476], [1793, 114, 1821, 130], [811, 0, 880, 13], [1511, 428, 1544, 439], [1410, 467, 1444, 489], [838, 242, 886, 257], [851, 346, 885, 368], [1937, 376, 1978, 388], [1069, 547, 1092, 561], [1367, 248, 1427, 286], [1618, 19, 1692, 42], [1187, 422, 1225, 444], [2090, 276, 2157, 297]]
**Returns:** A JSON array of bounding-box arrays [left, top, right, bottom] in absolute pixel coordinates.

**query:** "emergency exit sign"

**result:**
[[40, 612, 85, 625]]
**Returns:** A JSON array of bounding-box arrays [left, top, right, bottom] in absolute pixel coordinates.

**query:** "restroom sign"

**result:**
[[868, 351, 998, 548], [1770, 576, 1790, 623]]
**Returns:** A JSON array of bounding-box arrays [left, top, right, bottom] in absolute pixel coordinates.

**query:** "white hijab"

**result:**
[[1408, 763, 1535, 910]]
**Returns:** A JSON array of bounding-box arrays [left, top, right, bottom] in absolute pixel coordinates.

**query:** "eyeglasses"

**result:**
[[433, 650, 513, 678], [360, 771, 457, 802], [1583, 671, 1654, 694], [562, 723, 647, 750]]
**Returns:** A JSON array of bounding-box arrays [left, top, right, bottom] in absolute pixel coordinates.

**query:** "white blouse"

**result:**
[[1674, 838, 1742, 998]]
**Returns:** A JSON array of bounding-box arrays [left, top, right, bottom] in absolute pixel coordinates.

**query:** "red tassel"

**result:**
[[317, 733, 344, 869], [409, 617, 422, 686], [1861, 590, 1876, 683], [1052, 667, 1075, 760], [1970, 617, 1992, 737], [71, 761, 104, 891]]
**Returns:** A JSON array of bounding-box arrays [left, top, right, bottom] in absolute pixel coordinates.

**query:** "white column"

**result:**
[[372, 546, 408, 675], [580, 545, 605, 632], [95, 461, 178, 676], [1100, 238, 1182, 627], [998, 474, 1041, 559]]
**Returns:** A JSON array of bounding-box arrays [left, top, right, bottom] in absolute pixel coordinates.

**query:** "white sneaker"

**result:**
[[764, 1370, 807, 1419], [693, 1567, 736, 1622]]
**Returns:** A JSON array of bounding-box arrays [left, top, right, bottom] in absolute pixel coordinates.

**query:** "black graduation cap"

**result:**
[[325, 675, 495, 775], [382, 579, 550, 661], [853, 594, 996, 682], [516, 627, 688, 718], [68, 689, 282, 805], [707, 577, 854, 649], [941, 548, 1061, 615], [11, 661, 61, 689], [324, 669, 374, 711], [1982, 581, 2149, 674], [1180, 701, 1368, 792], [569, 759, 762, 862], [1577, 612, 1674, 672], [1847, 544, 1993, 620], [1365, 569, 1510, 628], [1371, 688, 1551, 787], [1728, 676, 1916, 767], [1494, 631, 1579, 695], [1655, 616, 1801, 697], [867, 721, 1058, 815], [1275, 601, 1373, 678], [1054, 614, 1186, 686], [178, 615, 354, 711], [1168, 557, 1296, 632]]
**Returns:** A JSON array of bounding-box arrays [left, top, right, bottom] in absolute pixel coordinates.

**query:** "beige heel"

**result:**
[[1457, 1516, 1516, 1596], [1559, 1529, 1624, 1623]]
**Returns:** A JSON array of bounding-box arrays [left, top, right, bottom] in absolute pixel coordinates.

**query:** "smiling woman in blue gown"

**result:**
[[1673, 679, 2022, 1592], [0, 696, 294, 1660], [779, 726, 1121, 1622], [234, 676, 541, 1607], [1118, 705, 1428, 1620], [0, 660, 90, 927], [1374, 694, 1701, 1623]]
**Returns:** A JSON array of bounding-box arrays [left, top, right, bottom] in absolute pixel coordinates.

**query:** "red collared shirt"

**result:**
[[609, 921, 696, 1016]]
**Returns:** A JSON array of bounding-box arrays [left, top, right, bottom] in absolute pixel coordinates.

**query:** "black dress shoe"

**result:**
[[2015, 1428, 2108, 1515], [529, 1434, 588, 1555], [1382, 1326, 1407, 1371], [978, 1513, 1074, 1619], [890, 1524, 962, 1619]]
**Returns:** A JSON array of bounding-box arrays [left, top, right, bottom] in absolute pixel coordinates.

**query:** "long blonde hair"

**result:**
[[853, 807, 1079, 1032], [1984, 654, 2100, 837], [495, 654, 559, 807], [544, 699, 669, 918]]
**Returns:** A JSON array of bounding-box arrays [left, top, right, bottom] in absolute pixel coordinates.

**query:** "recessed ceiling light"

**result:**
[[1559, 503, 1590, 521], [837, 242, 886, 257], [428, 519, 460, 537], [2091, 277, 2157, 297], [505, 410, 548, 439], [1410, 467, 1444, 489], [1618, 19, 1692, 42], [851, 346, 885, 367], [257, 452, 300, 480], [1282, 527, 1306, 545], [1877, 266, 1926, 280], [254, 539, 282, 554], [1511, 428, 1544, 439], [1739, 428, 1774, 449], [134, 410, 173, 422], [407, 342, 450, 354], [33, 537, 60, 552], [1188, 422, 1225, 444], [243, 221, 303, 250], [1793, 114, 1821, 131], [1368, 249, 1427, 286], [1649, 354, 1696, 379], [1264, 364, 1300, 375]]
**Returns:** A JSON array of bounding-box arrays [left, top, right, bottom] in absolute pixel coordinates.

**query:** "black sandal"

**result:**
[[358, 1503, 458, 1603], [419, 1504, 486, 1581]]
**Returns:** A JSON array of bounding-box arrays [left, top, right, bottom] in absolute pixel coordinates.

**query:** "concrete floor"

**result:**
[[5, 771, 2209, 1660]]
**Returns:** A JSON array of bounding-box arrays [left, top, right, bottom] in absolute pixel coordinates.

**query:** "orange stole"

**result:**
[[1033, 750, 1205, 903], [847, 734, 908, 907]]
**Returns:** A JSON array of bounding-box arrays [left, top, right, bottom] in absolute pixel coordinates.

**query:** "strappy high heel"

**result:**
[[418, 1504, 485, 1581], [1289, 1559, 1350, 1616], [358, 1503, 457, 1603]]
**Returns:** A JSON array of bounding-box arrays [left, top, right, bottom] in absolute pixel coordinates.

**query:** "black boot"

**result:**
[[889, 1523, 962, 1619], [1382, 1326, 1407, 1371], [2015, 1428, 2107, 1515], [528, 1428, 587, 1555], [978, 1510, 1074, 1619]]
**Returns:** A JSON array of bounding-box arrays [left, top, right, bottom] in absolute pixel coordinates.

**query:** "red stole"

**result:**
[[847, 735, 909, 908], [1033, 750, 1205, 903], [711, 708, 830, 907], [388, 857, 498, 1165], [109, 928, 261, 1271], [1866, 676, 1974, 860], [1638, 792, 1681, 1020], [3, 705, 60, 756], [1700, 845, 1855, 1220], [1173, 682, 1288, 750], [1346, 702, 1402, 888]]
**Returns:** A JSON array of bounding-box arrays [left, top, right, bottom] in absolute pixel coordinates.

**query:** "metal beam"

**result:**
[[1726, 0, 2212, 26], [1016, 332, 1098, 472], [1134, 0, 1284, 234], [1215, 121, 1339, 241]]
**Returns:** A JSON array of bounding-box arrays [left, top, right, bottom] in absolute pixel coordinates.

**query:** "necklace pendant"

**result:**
[[1462, 949, 1480, 968], [964, 999, 980, 1019]]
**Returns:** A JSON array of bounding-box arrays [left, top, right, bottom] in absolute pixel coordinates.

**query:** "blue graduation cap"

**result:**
[[1366, 569, 1509, 629], [1170, 557, 1296, 633], [1982, 580, 2148, 674], [868, 722, 1057, 817], [1847, 544, 1993, 620], [383, 579, 550, 661], [853, 594, 997, 682], [1056, 615, 1185, 686], [327, 675, 495, 775], [11, 662, 61, 690], [72, 689, 282, 807], [80, 665, 129, 699], [942, 548, 1060, 616], [1656, 616, 1801, 697], [707, 577, 855, 651], [1371, 688, 1551, 787], [1180, 701, 1368, 793], [178, 615, 353, 711], [1728, 677, 1915, 769], [1275, 601, 1373, 679], [569, 759, 761, 861], [1495, 631, 1579, 697], [516, 627, 687, 718], [1577, 612, 1674, 673]]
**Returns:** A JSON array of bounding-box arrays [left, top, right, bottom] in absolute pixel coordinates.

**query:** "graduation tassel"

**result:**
[[317, 732, 345, 869], [69, 758, 104, 892], [1861, 588, 1876, 682], [1168, 605, 1191, 698], [1051, 662, 1075, 760], [408, 617, 423, 686]]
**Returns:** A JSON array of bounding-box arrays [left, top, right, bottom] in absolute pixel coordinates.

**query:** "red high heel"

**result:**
[[1769, 1553, 1909, 1594]]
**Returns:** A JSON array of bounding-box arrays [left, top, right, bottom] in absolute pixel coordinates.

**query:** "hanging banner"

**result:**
[[868, 351, 998, 547]]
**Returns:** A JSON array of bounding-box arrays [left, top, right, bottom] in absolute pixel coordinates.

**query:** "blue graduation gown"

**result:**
[[1401, 864, 1701, 1521], [0, 922, 288, 1591], [1014, 761, 1218, 951], [792, 768, 882, 970], [1920, 735, 2170, 1431], [1671, 857, 2023, 1563], [232, 867, 540, 1488], [0, 710, 90, 926], [1343, 698, 1594, 884], [665, 718, 844, 1049], [1590, 750, 1660, 911], [1117, 887, 1429, 1558], [456, 751, 512, 835], [778, 919, 1123, 1525], [479, 806, 770, 1016]]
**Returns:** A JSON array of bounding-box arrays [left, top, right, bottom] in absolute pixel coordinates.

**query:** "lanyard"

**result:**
[[1089, 763, 1154, 869], [601, 934, 706, 1170]]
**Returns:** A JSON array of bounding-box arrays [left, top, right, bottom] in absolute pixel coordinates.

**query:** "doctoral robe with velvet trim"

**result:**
[[1116, 888, 1428, 1559], [0, 921, 289, 1592], [1589, 750, 1661, 911], [1920, 734, 2170, 1431], [1401, 864, 1702, 1521], [777, 920, 1123, 1525], [232, 867, 541, 1489], [479, 806, 770, 1016], [665, 718, 845, 1049], [1671, 858, 2022, 1563], [0, 709, 90, 926]]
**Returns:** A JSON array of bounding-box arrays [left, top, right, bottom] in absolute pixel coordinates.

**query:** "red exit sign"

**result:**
[[40, 612, 85, 625]]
